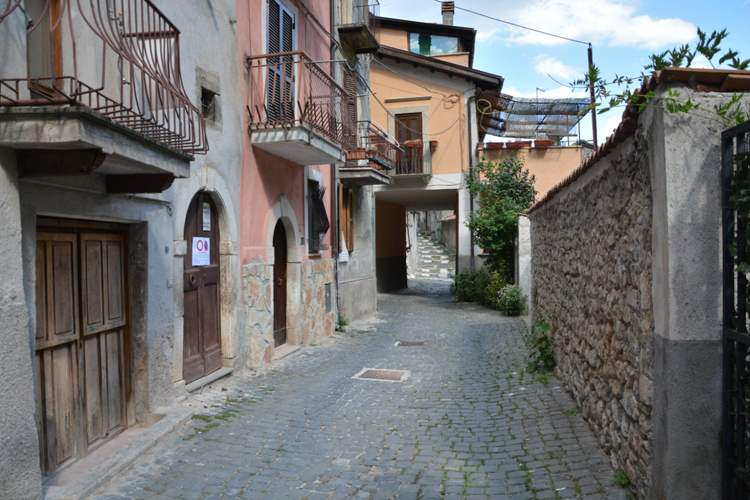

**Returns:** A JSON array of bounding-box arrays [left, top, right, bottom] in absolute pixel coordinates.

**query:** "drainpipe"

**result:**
[[467, 94, 477, 270]]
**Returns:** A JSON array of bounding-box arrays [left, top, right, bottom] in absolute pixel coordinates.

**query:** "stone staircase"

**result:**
[[413, 233, 455, 280]]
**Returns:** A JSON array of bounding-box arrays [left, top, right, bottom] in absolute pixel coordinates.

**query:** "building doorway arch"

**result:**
[[182, 192, 222, 383]]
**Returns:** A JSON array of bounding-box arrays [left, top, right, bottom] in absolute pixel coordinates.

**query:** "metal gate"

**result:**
[[722, 119, 750, 500]]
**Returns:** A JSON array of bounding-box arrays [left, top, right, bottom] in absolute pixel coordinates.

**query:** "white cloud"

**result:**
[[498, 0, 696, 49], [502, 85, 588, 100], [599, 114, 624, 142], [417, 0, 697, 50], [533, 55, 580, 81]]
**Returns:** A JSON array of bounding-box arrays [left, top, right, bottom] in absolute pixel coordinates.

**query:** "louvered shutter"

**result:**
[[267, 0, 295, 123], [281, 9, 294, 118]]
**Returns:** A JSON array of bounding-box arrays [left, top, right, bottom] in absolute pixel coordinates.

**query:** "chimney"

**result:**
[[441, 1, 454, 25]]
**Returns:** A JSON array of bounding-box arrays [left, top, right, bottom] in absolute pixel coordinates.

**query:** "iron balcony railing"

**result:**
[[0, 0, 208, 154], [246, 51, 356, 154], [396, 142, 424, 175], [352, 0, 379, 24], [345, 121, 401, 171]]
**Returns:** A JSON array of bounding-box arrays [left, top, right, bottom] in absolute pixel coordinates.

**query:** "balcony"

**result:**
[[246, 52, 355, 165], [0, 0, 206, 192], [337, 1, 380, 56], [340, 121, 400, 186]]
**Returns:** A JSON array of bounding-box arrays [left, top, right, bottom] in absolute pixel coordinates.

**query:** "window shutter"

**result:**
[[268, 0, 281, 55]]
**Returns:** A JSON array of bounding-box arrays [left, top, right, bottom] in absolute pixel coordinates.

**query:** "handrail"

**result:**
[[0, 0, 207, 154], [246, 51, 356, 153]]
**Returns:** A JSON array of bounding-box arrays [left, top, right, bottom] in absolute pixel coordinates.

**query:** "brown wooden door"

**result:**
[[183, 193, 222, 384], [395, 113, 423, 174], [273, 221, 287, 347], [34, 224, 130, 477]]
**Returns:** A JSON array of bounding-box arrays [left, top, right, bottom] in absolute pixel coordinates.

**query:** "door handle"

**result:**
[[277, 278, 282, 286], [189, 274, 196, 285]]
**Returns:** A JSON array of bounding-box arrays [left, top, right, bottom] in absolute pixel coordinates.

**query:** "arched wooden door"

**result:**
[[273, 221, 287, 347], [183, 193, 222, 383]]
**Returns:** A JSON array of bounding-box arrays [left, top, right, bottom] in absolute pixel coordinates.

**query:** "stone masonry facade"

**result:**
[[531, 135, 654, 498], [301, 259, 335, 343], [242, 262, 274, 367]]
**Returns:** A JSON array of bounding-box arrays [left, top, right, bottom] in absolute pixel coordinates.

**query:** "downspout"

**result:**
[[331, 0, 340, 322], [467, 94, 476, 269]]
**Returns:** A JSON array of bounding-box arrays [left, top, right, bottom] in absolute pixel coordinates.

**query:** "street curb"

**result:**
[[43, 406, 192, 500]]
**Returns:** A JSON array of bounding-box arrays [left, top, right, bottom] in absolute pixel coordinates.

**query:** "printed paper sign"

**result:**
[[202, 203, 211, 231], [192, 237, 210, 266]]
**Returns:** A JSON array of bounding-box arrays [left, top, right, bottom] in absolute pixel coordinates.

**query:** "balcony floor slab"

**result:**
[[250, 125, 347, 165], [339, 167, 390, 186], [0, 106, 193, 177]]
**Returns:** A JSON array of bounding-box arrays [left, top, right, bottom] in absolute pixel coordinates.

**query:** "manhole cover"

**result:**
[[397, 341, 426, 347], [353, 368, 411, 382]]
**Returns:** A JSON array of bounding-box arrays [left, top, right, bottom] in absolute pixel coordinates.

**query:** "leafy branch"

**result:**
[[571, 28, 749, 126]]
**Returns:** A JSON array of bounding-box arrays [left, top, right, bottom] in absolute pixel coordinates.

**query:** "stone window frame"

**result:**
[[196, 67, 221, 129]]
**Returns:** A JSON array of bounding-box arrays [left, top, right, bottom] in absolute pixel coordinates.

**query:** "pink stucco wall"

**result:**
[[236, 0, 335, 265]]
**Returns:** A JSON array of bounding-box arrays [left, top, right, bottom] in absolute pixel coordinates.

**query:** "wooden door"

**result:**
[[35, 223, 130, 477], [183, 193, 222, 384], [273, 221, 287, 347], [395, 113, 423, 174], [79, 233, 128, 452]]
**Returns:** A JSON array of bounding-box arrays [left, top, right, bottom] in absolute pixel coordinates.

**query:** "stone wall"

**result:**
[[530, 135, 654, 497], [242, 262, 274, 367], [301, 259, 335, 343]]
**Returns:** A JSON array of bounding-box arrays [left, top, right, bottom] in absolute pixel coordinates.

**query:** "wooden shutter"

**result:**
[[338, 185, 354, 252], [395, 113, 423, 174]]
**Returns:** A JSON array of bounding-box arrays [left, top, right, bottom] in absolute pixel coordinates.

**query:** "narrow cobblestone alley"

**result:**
[[93, 280, 628, 500]]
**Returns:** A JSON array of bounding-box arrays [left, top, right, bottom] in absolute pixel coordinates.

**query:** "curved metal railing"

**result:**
[[0, 0, 208, 154]]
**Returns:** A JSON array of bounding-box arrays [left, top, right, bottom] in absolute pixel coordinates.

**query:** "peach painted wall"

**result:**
[[374, 27, 409, 51], [370, 65, 466, 176], [432, 53, 470, 67], [479, 146, 584, 201], [236, 0, 335, 265]]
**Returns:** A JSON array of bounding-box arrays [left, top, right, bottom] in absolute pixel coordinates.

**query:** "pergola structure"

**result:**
[[476, 90, 590, 141]]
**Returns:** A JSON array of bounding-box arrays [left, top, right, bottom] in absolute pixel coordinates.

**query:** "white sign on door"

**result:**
[[202, 202, 211, 231], [192, 237, 210, 266]]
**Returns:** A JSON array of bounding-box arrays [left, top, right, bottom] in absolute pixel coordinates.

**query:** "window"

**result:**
[[201, 88, 218, 122], [408, 33, 459, 56], [26, 0, 63, 95], [339, 185, 354, 253], [307, 179, 330, 253], [267, 0, 295, 122], [395, 113, 423, 174]]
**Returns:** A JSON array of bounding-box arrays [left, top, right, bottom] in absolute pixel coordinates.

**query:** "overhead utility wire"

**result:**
[[436, 0, 599, 147], [432, 0, 589, 46]]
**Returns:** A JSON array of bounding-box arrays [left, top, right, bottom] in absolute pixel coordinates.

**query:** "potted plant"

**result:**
[[534, 139, 554, 148], [346, 146, 366, 161]]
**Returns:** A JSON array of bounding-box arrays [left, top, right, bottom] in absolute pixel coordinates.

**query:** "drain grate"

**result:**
[[353, 368, 410, 382], [397, 341, 427, 347]]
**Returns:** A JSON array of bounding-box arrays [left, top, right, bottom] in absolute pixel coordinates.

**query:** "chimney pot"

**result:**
[[441, 1, 454, 25]]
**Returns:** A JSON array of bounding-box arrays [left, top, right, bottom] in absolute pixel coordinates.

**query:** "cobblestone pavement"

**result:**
[[93, 280, 629, 500]]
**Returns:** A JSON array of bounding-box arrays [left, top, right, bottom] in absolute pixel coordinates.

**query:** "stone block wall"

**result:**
[[242, 262, 273, 367], [530, 136, 654, 497], [301, 259, 335, 343]]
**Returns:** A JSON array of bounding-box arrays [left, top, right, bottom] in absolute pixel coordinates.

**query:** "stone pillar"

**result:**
[[647, 86, 730, 500], [516, 215, 531, 302], [0, 150, 43, 500]]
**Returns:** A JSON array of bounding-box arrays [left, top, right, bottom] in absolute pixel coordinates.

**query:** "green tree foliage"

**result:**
[[465, 155, 537, 281]]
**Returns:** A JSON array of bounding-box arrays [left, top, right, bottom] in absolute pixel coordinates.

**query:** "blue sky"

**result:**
[[378, 0, 750, 145]]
